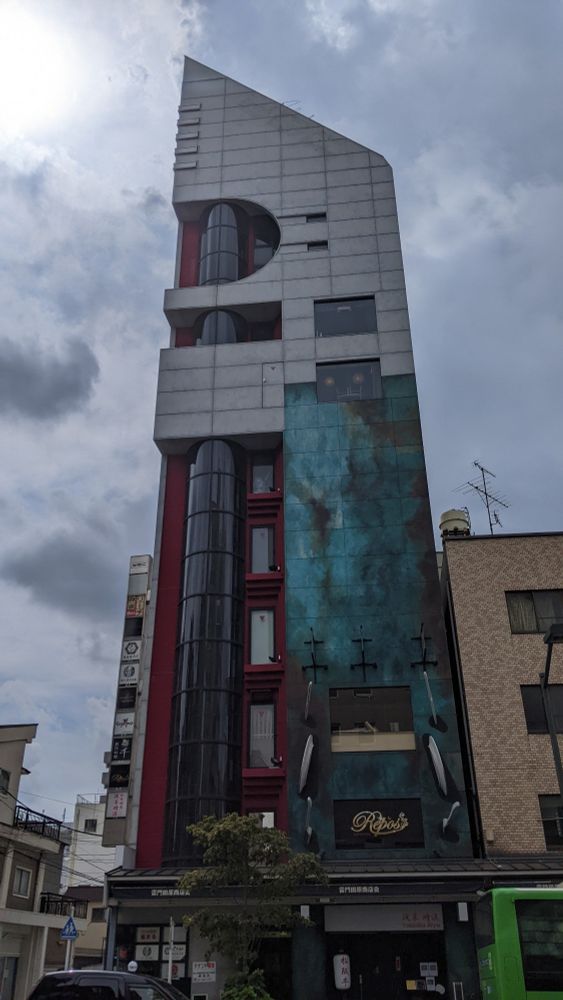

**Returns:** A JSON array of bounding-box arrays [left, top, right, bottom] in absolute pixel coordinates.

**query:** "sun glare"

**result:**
[[0, 5, 77, 137]]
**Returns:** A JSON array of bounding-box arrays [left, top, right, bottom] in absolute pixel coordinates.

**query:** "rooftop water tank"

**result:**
[[439, 509, 471, 538]]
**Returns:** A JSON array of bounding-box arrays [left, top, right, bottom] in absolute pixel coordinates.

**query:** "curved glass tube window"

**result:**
[[195, 309, 246, 346], [164, 439, 246, 864], [253, 214, 279, 269], [199, 203, 247, 285]]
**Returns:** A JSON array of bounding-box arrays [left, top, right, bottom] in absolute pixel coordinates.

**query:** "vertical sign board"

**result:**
[[104, 556, 151, 829]]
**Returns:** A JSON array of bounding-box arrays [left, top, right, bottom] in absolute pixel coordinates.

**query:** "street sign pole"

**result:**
[[64, 907, 75, 971], [167, 917, 174, 984]]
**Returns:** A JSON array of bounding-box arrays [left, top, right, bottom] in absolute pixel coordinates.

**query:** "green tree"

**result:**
[[180, 813, 325, 995]]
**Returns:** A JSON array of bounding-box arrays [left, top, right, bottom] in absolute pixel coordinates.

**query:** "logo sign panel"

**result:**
[[121, 639, 141, 662], [162, 944, 186, 961], [334, 799, 424, 850], [119, 661, 139, 686], [130, 555, 150, 575], [135, 944, 159, 961], [136, 927, 160, 944], [114, 711, 135, 736], [193, 961, 217, 983]]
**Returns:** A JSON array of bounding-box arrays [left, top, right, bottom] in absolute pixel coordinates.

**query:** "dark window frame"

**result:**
[[314, 296, 377, 339], [316, 359, 383, 404], [248, 691, 277, 769], [521, 684, 563, 734], [539, 795, 563, 850], [506, 590, 563, 635]]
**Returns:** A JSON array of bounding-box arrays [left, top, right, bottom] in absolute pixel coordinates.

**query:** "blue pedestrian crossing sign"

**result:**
[[60, 916, 78, 940]]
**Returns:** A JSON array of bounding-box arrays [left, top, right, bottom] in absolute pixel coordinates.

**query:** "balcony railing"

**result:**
[[14, 804, 62, 842], [40, 893, 88, 919]]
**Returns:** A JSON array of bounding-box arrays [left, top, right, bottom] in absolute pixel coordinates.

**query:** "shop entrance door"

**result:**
[[328, 932, 446, 999]]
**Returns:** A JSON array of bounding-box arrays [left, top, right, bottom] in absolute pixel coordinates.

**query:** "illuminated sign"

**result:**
[[334, 799, 424, 849]]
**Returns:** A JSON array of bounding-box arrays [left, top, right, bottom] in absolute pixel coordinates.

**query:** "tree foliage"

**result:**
[[180, 813, 325, 981]]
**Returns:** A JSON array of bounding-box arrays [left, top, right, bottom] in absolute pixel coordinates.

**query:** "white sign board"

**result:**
[[162, 944, 186, 961], [136, 927, 160, 944], [114, 711, 135, 736], [106, 790, 127, 819], [135, 944, 159, 961], [119, 661, 139, 686], [192, 961, 217, 983], [130, 555, 151, 575], [121, 639, 142, 662]]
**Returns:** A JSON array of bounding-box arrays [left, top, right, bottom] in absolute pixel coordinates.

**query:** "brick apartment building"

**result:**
[[442, 530, 563, 855]]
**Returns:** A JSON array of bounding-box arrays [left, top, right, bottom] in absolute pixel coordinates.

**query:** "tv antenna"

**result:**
[[457, 460, 509, 535]]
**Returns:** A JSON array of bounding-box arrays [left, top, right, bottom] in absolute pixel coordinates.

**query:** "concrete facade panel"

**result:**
[[330, 254, 379, 277], [376, 309, 411, 333], [284, 360, 316, 383], [380, 352, 415, 376], [315, 332, 380, 360], [158, 367, 214, 392], [330, 273, 382, 296], [213, 364, 262, 388], [155, 388, 212, 415], [213, 386, 263, 410], [154, 411, 212, 442], [212, 407, 284, 435]]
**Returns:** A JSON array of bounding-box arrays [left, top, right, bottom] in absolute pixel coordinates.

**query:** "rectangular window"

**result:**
[[317, 360, 382, 403], [84, 818, 98, 833], [13, 867, 31, 897], [249, 701, 275, 767], [506, 590, 563, 634], [314, 297, 377, 338], [540, 796, 563, 850], [91, 906, 106, 922], [251, 453, 275, 493], [250, 610, 275, 664], [521, 685, 563, 733], [0, 768, 10, 795], [329, 687, 415, 753], [334, 798, 424, 849], [248, 811, 275, 828], [251, 526, 275, 574], [516, 898, 563, 991], [307, 241, 328, 251], [306, 212, 327, 222]]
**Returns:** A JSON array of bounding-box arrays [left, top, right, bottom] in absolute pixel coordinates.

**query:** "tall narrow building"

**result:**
[[103, 57, 482, 998]]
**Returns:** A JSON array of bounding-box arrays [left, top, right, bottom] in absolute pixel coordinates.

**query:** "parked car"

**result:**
[[28, 971, 188, 1000]]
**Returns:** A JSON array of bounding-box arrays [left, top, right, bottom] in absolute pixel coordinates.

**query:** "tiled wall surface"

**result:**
[[445, 534, 563, 854], [284, 376, 472, 859]]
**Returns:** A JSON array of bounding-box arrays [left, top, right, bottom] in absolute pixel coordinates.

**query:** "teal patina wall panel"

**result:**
[[284, 376, 473, 860]]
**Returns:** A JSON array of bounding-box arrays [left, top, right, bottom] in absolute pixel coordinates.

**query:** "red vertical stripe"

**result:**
[[136, 456, 185, 867]]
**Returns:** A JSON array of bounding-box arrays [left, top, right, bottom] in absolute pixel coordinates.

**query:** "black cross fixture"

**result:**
[[301, 628, 327, 683], [410, 622, 437, 671], [350, 625, 378, 681]]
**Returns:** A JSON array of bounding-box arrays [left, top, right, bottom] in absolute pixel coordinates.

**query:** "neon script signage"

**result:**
[[351, 810, 409, 838]]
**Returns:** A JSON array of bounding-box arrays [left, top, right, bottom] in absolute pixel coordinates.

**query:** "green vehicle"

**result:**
[[476, 887, 563, 998]]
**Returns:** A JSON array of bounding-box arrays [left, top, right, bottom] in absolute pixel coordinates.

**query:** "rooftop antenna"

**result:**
[[457, 460, 509, 535]]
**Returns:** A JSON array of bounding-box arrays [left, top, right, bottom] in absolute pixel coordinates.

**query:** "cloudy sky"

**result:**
[[1, 0, 562, 825]]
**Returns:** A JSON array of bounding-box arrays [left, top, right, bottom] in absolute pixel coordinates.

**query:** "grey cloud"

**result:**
[[0, 338, 99, 420], [2, 533, 124, 622], [141, 187, 168, 214]]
